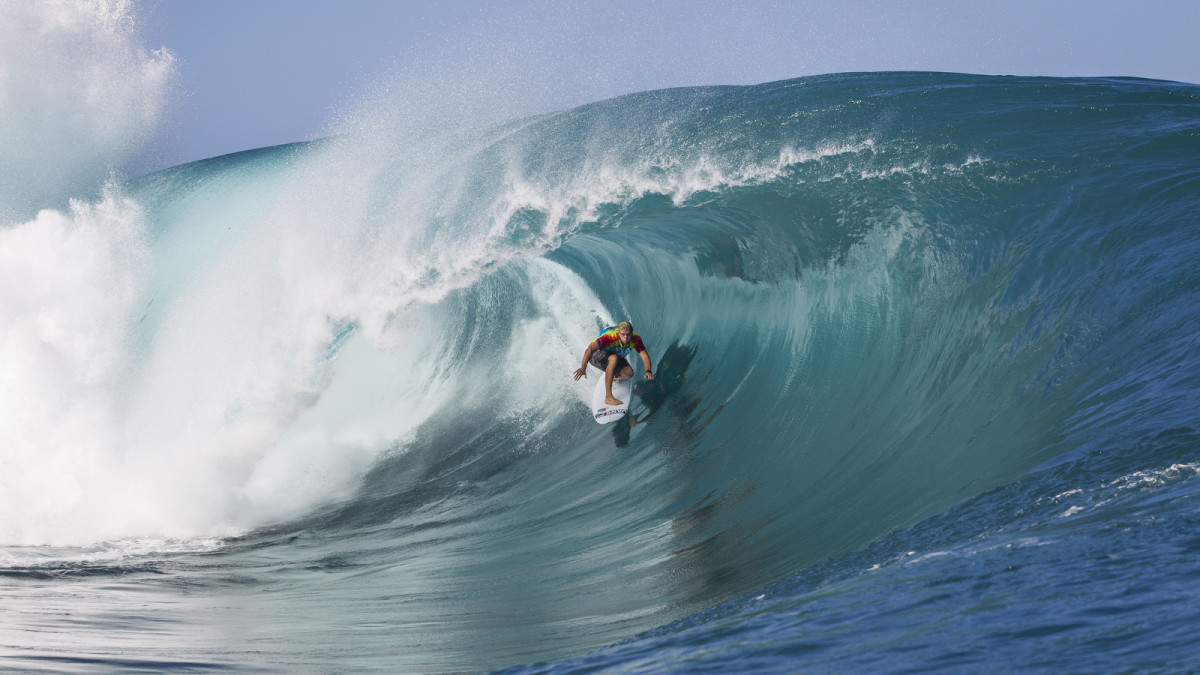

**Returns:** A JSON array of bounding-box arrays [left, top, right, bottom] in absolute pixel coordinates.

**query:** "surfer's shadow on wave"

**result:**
[[612, 342, 699, 447]]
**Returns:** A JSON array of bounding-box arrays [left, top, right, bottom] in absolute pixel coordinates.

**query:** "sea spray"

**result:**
[[0, 187, 149, 544], [0, 0, 174, 221]]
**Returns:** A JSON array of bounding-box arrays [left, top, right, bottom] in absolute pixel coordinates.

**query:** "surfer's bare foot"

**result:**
[[606, 396, 624, 406]]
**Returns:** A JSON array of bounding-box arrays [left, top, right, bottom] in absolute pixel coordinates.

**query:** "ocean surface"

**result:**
[[2, 70, 1199, 673]]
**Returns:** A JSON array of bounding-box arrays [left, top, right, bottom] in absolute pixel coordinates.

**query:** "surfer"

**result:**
[[573, 322, 654, 406]]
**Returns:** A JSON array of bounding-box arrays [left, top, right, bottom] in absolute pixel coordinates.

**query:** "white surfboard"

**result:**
[[591, 375, 633, 424]]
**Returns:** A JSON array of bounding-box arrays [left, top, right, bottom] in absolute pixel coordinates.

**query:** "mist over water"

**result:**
[[0, 0, 173, 545], [3, 3, 1200, 673], [0, 0, 174, 221]]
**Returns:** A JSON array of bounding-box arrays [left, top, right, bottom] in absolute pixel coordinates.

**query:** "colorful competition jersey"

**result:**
[[594, 327, 645, 358]]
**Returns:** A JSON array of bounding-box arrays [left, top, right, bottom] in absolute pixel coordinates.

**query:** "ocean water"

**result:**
[[2, 17, 1200, 672]]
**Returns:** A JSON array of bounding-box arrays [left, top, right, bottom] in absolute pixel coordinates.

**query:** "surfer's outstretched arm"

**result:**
[[573, 341, 598, 380]]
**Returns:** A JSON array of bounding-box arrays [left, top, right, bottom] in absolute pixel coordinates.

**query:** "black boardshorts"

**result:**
[[589, 349, 631, 374]]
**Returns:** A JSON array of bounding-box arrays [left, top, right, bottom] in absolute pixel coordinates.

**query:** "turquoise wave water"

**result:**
[[2, 72, 1199, 672]]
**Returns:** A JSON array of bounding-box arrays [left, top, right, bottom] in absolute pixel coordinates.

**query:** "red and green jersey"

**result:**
[[594, 327, 645, 358]]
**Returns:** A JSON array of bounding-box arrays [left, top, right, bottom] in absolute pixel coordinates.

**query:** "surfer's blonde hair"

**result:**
[[618, 321, 633, 333]]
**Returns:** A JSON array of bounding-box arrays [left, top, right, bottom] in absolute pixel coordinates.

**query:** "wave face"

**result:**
[[3, 72, 1200, 672]]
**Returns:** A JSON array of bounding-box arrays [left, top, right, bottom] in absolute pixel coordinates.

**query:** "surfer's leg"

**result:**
[[588, 349, 608, 374], [612, 356, 632, 381], [604, 355, 624, 406]]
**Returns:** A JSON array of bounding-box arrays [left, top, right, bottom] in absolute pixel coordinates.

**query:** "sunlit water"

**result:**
[[2, 21, 1198, 671]]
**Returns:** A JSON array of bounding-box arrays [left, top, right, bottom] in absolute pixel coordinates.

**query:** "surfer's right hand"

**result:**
[[573, 367, 587, 381]]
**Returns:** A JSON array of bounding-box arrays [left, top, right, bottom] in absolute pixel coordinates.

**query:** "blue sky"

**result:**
[[142, 0, 1200, 170]]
